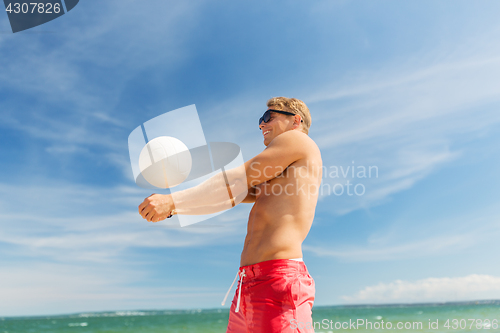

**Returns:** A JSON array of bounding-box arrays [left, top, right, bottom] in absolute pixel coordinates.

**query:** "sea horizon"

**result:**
[[2, 299, 499, 319], [3, 299, 500, 333]]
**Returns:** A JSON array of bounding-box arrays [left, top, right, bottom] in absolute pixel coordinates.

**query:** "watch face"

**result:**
[[4, 0, 80, 33]]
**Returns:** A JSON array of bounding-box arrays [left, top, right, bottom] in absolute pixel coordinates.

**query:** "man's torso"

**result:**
[[240, 137, 322, 266]]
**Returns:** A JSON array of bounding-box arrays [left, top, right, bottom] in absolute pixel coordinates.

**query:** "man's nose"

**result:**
[[259, 121, 266, 130]]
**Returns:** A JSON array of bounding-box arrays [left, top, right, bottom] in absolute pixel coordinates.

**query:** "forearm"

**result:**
[[174, 191, 247, 215], [171, 165, 248, 213]]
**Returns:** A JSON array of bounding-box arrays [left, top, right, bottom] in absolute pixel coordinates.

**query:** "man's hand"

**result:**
[[139, 194, 175, 222]]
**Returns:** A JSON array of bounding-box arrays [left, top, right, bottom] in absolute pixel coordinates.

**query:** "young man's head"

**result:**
[[259, 97, 311, 145]]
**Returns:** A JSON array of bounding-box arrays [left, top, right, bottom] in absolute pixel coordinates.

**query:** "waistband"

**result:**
[[221, 259, 308, 312], [238, 258, 308, 279]]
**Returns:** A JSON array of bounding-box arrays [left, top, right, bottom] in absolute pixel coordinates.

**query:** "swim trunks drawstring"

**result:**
[[235, 269, 246, 313], [221, 268, 246, 313]]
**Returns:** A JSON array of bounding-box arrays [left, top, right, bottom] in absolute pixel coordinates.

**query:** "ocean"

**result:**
[[1, 301, 499, 333]]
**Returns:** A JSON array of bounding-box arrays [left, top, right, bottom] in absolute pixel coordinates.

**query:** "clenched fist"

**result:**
[[139, 194, 175, 222]]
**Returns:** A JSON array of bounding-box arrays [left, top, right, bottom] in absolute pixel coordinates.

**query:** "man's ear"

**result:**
[[293, 114, 302, 129]]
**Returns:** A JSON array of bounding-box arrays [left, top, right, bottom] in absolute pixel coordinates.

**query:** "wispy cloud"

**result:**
[[0, 180, 247, 316], [0, 182, 247, 264], [0, 177, 250, 317], [304, 234, 469, 262], [0, 0, 205, 174], [341, 275, 500, 304], [306, 205, 500, 262], [304, 48, 500, 214], [0, 262, 222, 316]]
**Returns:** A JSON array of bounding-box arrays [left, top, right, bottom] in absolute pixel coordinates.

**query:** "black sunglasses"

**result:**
[[259, 109, 300, 127]]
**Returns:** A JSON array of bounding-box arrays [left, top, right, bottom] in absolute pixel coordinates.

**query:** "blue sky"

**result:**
[[1, 0, 500, 317]]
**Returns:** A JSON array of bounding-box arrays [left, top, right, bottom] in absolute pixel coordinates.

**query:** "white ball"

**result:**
[[138, 136, 192, 188]]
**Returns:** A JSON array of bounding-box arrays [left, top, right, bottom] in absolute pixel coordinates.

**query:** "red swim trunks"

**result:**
[[225, 259, 315, 333]]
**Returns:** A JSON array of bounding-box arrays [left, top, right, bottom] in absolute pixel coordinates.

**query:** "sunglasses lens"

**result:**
[[258, 110, 275, 128], [264, 111, 271, 123], [259, 111, 269, 126]]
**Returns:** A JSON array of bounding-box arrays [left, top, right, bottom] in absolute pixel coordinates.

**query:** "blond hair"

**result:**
[[266, 97, 311, 134]]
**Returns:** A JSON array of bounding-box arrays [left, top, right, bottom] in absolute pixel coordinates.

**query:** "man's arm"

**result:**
[[241, 130, 309, 187], [139, 130, 310, 222]]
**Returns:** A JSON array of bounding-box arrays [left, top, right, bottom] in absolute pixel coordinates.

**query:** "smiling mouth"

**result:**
[[263, 130, 270, 136]]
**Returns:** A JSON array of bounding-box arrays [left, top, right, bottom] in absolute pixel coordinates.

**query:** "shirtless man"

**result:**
[[139, 97, 322, 332]]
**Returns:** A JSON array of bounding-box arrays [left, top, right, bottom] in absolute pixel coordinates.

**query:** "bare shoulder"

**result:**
[[243, 130, 321, 186], [269, 130, 321, 156]]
